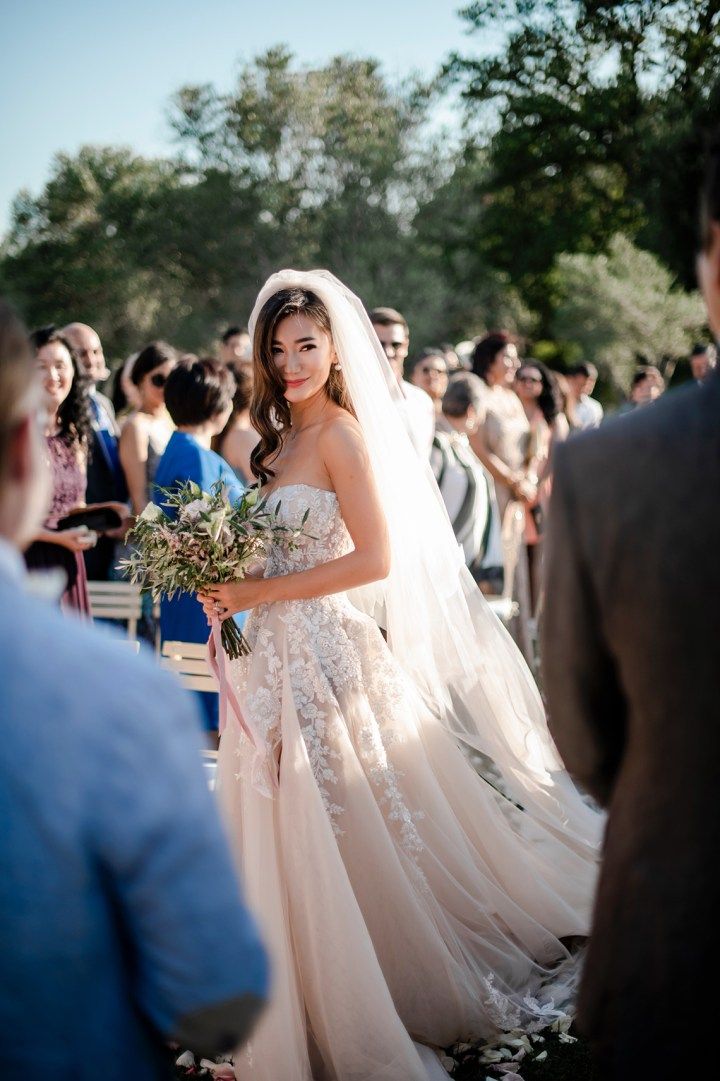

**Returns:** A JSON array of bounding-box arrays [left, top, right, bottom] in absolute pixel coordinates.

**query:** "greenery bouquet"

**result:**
[[120, 481, 309, 659]]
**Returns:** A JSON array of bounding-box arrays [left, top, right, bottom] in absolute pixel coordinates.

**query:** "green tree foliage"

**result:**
[[0, 147, 186, 354], [448, 1, 720, 319], [1, 49, 464, 359], [2, 24, 715, 382], [552, 234, 705, 389]]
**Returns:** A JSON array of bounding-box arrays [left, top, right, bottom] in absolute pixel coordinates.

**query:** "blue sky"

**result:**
[[0, 0, 487, 236]]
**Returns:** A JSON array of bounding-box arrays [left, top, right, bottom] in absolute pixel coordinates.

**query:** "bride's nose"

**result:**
[[285, 351, 301, 373]]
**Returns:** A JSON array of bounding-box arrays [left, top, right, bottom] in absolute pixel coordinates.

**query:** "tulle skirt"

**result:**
[[217, 593, 596, 1081]]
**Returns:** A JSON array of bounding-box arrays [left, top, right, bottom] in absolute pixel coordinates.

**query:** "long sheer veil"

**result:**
[[248, 269, 602, 858]]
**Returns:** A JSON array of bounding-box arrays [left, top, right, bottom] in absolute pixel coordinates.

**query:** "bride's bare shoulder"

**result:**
[[317, 410, 368, 464]]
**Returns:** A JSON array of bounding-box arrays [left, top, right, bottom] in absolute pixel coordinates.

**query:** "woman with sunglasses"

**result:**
[[118, 341, 177, 516], [408, 348, 449, 412]]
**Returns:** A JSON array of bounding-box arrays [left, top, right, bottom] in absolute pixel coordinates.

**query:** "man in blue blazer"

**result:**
[[0, 301, 268, 1079]]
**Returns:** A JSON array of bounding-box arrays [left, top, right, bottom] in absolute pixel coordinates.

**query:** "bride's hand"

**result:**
[[198, 578, 269, 620]]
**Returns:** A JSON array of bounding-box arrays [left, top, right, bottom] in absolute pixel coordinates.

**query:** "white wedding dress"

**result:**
[[217, 483, 596, 1081]]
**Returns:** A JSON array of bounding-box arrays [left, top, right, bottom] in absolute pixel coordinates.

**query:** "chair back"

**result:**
[[88, 580, 143, 639], [160, 640, 218, 694]]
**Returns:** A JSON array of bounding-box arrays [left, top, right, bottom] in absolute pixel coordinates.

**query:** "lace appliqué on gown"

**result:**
[[218, 484, 590, 1081], [228, 485, 424, 856]]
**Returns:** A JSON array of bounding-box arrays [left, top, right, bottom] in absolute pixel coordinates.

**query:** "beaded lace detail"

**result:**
[[229, 484, 425, 866]]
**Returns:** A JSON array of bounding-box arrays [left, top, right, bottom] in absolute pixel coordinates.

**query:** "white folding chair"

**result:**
[[161, 641, 220, 787], [87, 580, 143, 640], [160, 640, 218, 693]]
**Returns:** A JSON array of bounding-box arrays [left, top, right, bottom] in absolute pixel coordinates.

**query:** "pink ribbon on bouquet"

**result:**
[[207, 618, 278, 794]]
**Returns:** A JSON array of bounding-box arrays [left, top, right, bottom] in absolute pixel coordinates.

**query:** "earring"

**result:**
[[333, 362, 342, 370]]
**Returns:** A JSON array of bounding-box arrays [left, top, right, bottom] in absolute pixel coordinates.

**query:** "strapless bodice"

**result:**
[[263, 484, 353, 575]]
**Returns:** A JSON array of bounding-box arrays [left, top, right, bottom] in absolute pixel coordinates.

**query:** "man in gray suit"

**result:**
[[542, 133, 720, 1079], [0, 301, 268, 1079]]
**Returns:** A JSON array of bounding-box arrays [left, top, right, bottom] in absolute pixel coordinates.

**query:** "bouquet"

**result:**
[[120, 480, 310, 658]]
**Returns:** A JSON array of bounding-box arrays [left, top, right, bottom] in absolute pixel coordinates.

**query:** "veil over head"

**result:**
[[249, 269, 602, 856]]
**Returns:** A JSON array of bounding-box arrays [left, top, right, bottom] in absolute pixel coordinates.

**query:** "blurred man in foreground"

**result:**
[[542, 134, 720, 1080], [0, 300, 267, 1080]]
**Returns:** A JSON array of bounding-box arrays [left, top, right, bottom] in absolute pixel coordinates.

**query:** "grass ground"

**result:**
[[172, 1024, 601, 1079], [448, 1024, 601, 1080]]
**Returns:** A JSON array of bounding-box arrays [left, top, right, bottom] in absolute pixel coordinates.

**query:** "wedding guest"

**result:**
[[23, 327, 96, 615], [689, 341, 717, 384], [154, 356, 244, 730], [566, 361, 603, 429], [514, 361, 568, 604], [515, 361, 566, 451], [118, 342, 176, 516], [219, 325, 252, 373], [541, 130, 720, 1081], [407, 348, 449, 412], [369, 306, 435, 457], [440, 341, 467, 373], [0, 299, 267, 1080], [617, 365, 665, 413], [435, 373, 502, 586], [632, 364, 664, 404], [111, 352, 141, 418], [470, 331, 535, 516], [62, 321, 128, 579], [553, 370, 578, 433], [212, 363, 258, 484], [455, 339, 476, 371]]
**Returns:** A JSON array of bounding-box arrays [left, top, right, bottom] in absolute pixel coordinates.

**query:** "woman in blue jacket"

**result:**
[[154, 356, 246, 730]]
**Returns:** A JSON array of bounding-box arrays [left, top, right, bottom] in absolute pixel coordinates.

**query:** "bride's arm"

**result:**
[[200, 416, 390, 614]]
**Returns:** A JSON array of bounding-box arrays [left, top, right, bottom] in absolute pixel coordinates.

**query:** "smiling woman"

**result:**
[[249, 288, 355, 486], [23, 327, 96, 614]]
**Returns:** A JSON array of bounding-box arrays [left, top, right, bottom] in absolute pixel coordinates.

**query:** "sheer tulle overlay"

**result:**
[[217, 485, 597, 1081]]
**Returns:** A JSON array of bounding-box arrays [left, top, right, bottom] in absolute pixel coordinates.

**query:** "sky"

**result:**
[[0, 0, 487, 236]]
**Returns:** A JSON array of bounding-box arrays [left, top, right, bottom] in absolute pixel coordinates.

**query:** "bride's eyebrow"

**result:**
[[271, 335, 317, 345]]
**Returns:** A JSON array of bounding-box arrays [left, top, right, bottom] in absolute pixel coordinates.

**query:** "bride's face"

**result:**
[[271, 313, 336, 403]]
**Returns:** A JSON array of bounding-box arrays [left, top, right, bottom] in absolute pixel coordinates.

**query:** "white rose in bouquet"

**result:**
[[138, 502, 164, 523], [181, 497, 212, 522]]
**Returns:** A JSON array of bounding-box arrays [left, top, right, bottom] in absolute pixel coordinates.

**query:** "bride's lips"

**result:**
[[284, 377, 308, 389]]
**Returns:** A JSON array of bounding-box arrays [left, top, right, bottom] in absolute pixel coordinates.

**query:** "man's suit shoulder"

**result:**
[[556, 377, 719, 491]]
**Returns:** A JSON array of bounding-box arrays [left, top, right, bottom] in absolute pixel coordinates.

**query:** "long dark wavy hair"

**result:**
[[518, 360, 562, 425], [29, 326, 93, 450], [249, 288, 355, 485], [472, 331, 514, 384]]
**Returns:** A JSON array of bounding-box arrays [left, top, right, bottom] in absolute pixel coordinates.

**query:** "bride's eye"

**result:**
[[300, 344, 316, 352]]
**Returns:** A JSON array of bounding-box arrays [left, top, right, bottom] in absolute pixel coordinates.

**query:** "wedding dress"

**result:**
[[215, 271, 603, 1081]]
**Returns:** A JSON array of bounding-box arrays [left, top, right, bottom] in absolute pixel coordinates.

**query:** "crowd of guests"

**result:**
[[23, 304, 716, 685]]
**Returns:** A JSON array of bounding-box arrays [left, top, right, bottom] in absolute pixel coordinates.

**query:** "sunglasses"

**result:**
[[420, 366, 447, 375], [149, 372, 168, 388], [516, 374, 542, 384]]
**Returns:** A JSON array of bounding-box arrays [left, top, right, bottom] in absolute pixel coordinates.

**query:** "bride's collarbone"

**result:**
[[262, 445, 331, 497]]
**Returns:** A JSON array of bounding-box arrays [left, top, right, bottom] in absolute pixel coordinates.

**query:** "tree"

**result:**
[[447, 1, 720, 322], [551, 234, 706, 390], [0, 146, 188, 356], [166, 47, 456, 341], [1, 49, 467, 357]]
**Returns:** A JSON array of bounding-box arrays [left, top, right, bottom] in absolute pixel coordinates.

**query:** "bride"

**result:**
[[199, 270, 602, 1081]]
